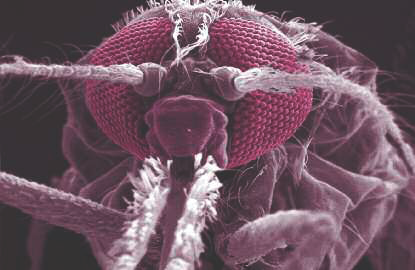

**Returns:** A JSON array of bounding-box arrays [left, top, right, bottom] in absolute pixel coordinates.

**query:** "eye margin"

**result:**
[[133, 62, 168, 97]]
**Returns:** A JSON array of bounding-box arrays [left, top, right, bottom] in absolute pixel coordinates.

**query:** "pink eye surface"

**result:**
[[86, 18, 173, 159], [85, 16, 312, 168], [207, 18, 312, 168]]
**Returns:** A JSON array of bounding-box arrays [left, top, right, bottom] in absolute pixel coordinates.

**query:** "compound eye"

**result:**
[[209, 66, 244, 101], [134, 62, 168, 97]]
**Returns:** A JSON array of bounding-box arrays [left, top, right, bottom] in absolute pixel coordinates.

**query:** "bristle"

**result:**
[[108, 156, 170, 270], [0, 56, 144, 85], [111, 6, 148, 33], [165, 155, 222, 269], [164, 0, 230, 65], [147, 0, 164, 8]]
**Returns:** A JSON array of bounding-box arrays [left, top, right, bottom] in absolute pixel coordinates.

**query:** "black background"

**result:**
[[0, 0, 414, 269]]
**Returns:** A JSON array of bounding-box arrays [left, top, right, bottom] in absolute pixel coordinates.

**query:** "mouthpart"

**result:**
[[144, 95, 229, 169]]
